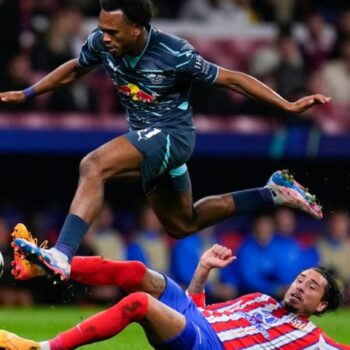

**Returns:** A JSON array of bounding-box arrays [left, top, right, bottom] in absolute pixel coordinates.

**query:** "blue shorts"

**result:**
[[125, 128, 195, 194], [153, 277, 223, 350]]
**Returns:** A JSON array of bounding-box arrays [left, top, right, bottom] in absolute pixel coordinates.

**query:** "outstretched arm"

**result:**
[[215, 67, 331, 114], [187, 244, 236, 306], [0, 58, 94, 104]]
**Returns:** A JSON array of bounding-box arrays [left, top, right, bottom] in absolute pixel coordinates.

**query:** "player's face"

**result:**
[[283, 269, 328, 317], [98, 10, 142, 56]]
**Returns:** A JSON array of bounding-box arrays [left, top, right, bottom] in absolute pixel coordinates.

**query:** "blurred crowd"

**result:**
[[1, 1, 350, 131], [1, 204, 350, 307]]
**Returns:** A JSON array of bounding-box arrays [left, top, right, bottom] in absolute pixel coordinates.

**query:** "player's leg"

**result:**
[[13, 135, 144, 281], [48, 292, 188, 350], [68, 135, 143, 223], [70, 256, 166, 298], [51, 274, 209, 350], [11, 227, 167, 297], [148, 181, 237, 238], [55, 135, 143, 256], [0, 293, 191, 350], [148, 169, 322, 239]]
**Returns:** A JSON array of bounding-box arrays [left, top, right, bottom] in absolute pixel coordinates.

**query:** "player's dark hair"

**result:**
[[312, 267, 343, 316], [99, 0, 153, 27]]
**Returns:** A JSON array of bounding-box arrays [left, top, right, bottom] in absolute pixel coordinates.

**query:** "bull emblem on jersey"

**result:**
[[117, 83, 156, 103]]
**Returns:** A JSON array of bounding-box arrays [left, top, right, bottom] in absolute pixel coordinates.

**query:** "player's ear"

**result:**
[[133, 26, 141, 37], [315, 300, 327, 314]]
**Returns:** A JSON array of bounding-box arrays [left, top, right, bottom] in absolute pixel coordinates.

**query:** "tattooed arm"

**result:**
[[187, 244, 236, 306]]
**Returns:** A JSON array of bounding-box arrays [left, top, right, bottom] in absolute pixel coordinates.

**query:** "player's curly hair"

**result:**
[[312, 267, 343, 316], [99, 0, 153, 27]]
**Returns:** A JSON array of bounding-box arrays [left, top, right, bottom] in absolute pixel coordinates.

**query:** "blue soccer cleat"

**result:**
[[265, 169, 323, 220], [13, 238, 71, 283]]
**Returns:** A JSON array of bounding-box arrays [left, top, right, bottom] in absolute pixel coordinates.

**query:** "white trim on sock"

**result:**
[[40, 341, 51, 350]]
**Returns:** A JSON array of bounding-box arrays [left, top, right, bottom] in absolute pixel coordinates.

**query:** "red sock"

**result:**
[[70, 256, 146, 291], [49, 292, 149, 350]]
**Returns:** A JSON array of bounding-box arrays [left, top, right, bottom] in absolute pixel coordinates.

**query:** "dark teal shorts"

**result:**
[[125, 127, 195, 194]]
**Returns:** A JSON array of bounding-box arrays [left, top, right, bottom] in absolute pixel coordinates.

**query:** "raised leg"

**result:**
[[70, 256, 166, 298]]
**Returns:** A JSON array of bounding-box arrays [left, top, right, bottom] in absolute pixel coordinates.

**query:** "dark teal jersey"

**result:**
[[78, 25, 219, 132]]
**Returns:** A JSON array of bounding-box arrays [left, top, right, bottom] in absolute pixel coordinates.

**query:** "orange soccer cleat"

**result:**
[[0, 330, 40, 350], [10, 223, 46, 280]]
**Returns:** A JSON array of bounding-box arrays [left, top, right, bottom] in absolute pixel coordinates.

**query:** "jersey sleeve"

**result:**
[[78, 29, 103, 68], [186, 290, 206, 308], [176, 50, 219, 85]]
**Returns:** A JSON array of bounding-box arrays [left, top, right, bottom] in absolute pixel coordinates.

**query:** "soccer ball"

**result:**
[[0, 251, 4, 278]]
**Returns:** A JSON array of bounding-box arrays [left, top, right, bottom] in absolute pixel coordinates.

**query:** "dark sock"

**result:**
[[232, 188, 274, 214], [54, 214, 89, 262]]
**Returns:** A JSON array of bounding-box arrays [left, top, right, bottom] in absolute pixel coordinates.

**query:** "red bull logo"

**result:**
[[117, 83, 156, 103]]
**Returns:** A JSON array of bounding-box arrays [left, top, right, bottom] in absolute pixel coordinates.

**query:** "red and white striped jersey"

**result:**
[[189, 292, 349, 349]]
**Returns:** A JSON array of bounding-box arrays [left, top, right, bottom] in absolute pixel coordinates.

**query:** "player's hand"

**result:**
[[287, 94, 331, 114], [0, 91, 26, 104], [199, 244, 236, 270]]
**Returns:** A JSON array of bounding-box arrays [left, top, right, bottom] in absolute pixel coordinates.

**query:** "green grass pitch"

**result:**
[[0, 307, 349, 348]]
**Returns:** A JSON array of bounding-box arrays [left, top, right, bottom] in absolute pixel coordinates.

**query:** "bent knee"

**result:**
[[164, 224, 196, 239], [79, 151, 103, 178], [121, 292, 150, 321]]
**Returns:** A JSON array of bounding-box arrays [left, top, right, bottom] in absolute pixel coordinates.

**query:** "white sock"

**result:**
[[40, 341, 51, 350]]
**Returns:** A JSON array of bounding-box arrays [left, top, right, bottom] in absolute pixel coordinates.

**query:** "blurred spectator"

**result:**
[[27, 6, 98, 113], [332, 9, 350, 58], [247, 31, 310, 123], [127, 206, 170, 274], [190, 83, 235, 116], [268, 0, 296, 25], [72, 1, 100, 17], [87, 203, 126, 261], [274, 208, 301, 281], [320, 37, 350, 104], [31, 6, 83, 71], [273, 32, 306, 100], [316, 210, 350, 303], [152, 0, 187, 18], [273, 208, 311, 286], [250, 43, 280, 79], [250, 29, 306, 100], [82, 203, 125, 303], [180, 0, 259, 25], [0, 54, 37, 112], [46, 78, 98, 113], [171, 229, 212, 288], [233, 214, 285, 298], [295, 12, 336, 72], [171, 227, 237, 302], [0, 0, 20, 78], [180, 0, 216, 21]]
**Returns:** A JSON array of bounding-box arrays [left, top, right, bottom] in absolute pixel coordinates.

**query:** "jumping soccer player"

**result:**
[[0, 0, 328, 282], [1, 232, 348, 349]]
